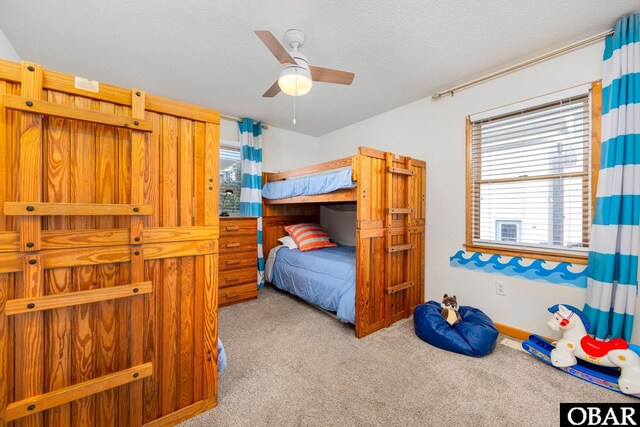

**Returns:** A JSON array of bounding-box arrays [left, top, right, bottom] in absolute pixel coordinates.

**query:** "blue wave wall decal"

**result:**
[[449, 250, 587, 288]]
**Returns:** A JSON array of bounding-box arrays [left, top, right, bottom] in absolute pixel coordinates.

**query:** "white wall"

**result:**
[[315, 42, 638, 342], [0, 27, 20, 61], [220, 118, 320, 172], [320, 204, 357, 246]]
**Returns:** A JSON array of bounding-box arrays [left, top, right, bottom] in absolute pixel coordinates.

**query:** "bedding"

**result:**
[[278, 235, 298, 249], [266, 244, 356, 324], [284, 223, 336, 251], [262, 167, 355, 199]]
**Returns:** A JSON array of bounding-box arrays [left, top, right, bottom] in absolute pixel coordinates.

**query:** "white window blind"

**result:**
[[469, 92, 592, 255]]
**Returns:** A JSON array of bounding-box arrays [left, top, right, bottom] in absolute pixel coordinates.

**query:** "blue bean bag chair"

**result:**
[[414, 301, 498, 357]]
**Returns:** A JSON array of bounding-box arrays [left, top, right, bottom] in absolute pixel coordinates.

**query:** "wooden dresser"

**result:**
[[219, 217, 258, 306]]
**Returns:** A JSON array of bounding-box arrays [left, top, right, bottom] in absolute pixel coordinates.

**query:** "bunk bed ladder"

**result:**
[[384, 152, 415, 325]]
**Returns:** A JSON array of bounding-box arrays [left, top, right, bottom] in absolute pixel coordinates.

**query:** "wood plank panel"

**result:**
[[0, 226, 219, 253], [202, 254, 217, 400], [6, 363, 153, 422], [4, 202, 152, 216], [142, 111, 161, 424], [160, 114, 179, 416], [177, 118, 195, 408], [15, 255, 45, 427], [4, 95, 153, 132], [15, 61, 44, 426], [0, 273, 10, 426], [6, 282, 152, 315], [128, 88, 147, 427], [128, 248, 145, 426], [69, 94, 97, 427], [42, 89, 73, 426], [18, 62, 44, 254], [93, 97, 118, 427], [192, 255, 204, 406], [204, 123, 218, 226], [178, 255, 195, 408], [0, 81, 8, 232], [7, 81, 21, 233], [0, 241, 218, 274], [114, 100, 132, 427]]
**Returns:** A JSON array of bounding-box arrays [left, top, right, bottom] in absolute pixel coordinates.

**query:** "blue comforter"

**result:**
[[270, 245, 356, 324], [263, 168, 355, 199]]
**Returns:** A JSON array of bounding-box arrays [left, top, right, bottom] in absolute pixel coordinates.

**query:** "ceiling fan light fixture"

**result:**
[[278, 65, 313, 96]]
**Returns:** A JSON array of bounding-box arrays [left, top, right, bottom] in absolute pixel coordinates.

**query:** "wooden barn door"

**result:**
[[355, 148, 425, 338], [0, 60, 220, 426]]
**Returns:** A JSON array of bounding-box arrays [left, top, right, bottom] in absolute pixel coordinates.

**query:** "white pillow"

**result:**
[[278, 235, 298, 249]]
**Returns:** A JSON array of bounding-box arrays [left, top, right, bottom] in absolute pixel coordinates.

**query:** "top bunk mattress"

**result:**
[[262, 167, 355, 200]]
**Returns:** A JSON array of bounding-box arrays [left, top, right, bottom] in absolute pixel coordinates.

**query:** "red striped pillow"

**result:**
[[284, 223, 336, 252]]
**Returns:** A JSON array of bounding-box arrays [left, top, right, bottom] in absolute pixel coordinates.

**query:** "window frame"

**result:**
[[464, 80, 602, 265]]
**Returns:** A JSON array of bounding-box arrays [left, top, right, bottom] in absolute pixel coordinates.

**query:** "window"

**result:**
[[466, 82, 601, 263], [496, 220, 521, 242], [220, 146, 242, 216]]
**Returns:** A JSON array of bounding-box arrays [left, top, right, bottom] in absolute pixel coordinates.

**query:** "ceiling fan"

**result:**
[[254, 29, 355, 97]]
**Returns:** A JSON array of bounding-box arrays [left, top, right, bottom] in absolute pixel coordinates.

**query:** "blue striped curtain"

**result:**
[[584, 13, 640, 342], [239, 118, 264, 288]]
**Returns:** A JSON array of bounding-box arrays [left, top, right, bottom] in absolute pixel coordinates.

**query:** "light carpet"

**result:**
[[181, 286, 634, 427]]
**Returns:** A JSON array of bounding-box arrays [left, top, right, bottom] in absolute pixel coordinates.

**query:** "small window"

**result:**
[[466, 83, 601, 262], [496, 220, 521, 242], [220, 146, 242, 216]]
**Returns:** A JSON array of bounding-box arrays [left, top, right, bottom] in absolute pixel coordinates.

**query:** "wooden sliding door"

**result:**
[[0, 60, 220, 426], [355, 148, 425, 338]]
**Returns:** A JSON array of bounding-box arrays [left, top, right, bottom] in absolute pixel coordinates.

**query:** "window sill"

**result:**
[[463, 243, 588, 265]]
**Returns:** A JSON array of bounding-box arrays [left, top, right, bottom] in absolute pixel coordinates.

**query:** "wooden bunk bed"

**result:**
[[263, 147, 426, 338]]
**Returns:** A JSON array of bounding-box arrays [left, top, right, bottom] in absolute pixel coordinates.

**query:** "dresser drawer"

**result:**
[[220, 218, 257, 236], [220, 235, 257, 252], [219, 266, 257, 289], [220, 251, 258, 271], [219, 282, 257, 306]]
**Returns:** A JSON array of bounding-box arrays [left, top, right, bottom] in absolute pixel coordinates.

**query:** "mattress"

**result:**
[[262, 167, 355, 199], [268, 245, 356, 324]]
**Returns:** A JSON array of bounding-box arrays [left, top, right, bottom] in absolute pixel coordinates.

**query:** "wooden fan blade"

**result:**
[[254, 30, 296, 64], [310, 65, 355, 85], [262, 80, 281, 97]]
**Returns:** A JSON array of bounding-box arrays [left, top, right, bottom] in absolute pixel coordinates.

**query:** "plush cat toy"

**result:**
[[441, 294, 462, 326]]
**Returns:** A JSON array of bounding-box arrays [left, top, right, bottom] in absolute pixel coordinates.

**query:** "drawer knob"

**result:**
[[226, 243, 241, 248], [226, 293, 239, 299], [225, 260, 241, 265], [225, 226, 240, 231], [225, 278, 241, 283]]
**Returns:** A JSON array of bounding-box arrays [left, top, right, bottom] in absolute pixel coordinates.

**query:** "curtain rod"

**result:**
[[220, 113, 269, 129], [431, 29, 615, 101]]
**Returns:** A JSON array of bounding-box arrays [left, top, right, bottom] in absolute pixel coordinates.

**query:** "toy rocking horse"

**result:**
[[522, 304, 640, 396]]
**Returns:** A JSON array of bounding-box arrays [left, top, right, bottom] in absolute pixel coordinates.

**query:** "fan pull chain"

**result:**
[[293, 67, 297, 124]]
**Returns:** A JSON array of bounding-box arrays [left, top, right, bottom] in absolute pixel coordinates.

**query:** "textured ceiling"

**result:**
[[0, 1, 637, 136]]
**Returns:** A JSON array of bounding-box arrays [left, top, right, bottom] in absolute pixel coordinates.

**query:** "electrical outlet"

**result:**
[[495, 281, 507, 296]]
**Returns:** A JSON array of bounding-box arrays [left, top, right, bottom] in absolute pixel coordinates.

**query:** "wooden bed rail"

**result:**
[[262, 147, 426, 184], [264, 156, 354, 182]]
